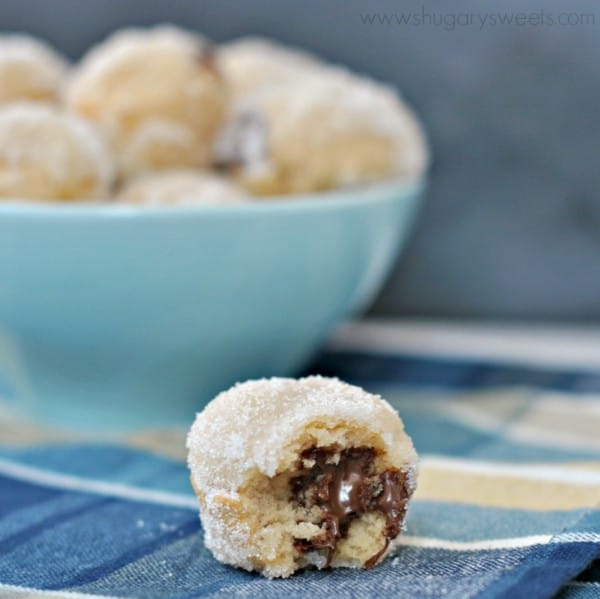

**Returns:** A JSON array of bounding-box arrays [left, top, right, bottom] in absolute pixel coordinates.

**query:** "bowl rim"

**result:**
[[0, 177, 425, 220]]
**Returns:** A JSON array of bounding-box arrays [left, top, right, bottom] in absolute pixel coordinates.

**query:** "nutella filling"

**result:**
[[290, 446, 409, 568]]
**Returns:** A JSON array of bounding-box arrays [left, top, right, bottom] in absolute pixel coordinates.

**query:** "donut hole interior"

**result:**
[[237, 423, 410, 576]]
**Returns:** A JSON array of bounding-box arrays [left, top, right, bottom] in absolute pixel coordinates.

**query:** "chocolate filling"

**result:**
[[290, 446, 409, 568]]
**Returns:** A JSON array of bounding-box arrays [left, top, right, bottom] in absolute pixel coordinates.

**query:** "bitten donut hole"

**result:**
[[187, 378, 418, 578]]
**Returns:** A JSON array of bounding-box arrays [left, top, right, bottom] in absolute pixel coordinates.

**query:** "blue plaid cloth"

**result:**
[[0, 324, 599, 598]]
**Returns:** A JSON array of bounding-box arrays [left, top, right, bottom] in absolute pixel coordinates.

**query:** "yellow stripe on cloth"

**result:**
[[418, 391, 600, 452], [0, 402, 188, 462], [416, 456, 600, 510]]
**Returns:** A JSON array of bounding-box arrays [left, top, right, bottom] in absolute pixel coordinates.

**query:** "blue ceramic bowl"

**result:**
[[0, 179, 424, 430]]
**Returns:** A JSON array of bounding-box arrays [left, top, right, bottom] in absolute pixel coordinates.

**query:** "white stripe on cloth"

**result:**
[[420, 455, 600, 485], [0, 457, 198, 509], [0, 582, 123, 598], [551, 532, 600, 544], [397, 532, 600, 550], [330, 320, 600, 370], [397, 535, 552, 550]]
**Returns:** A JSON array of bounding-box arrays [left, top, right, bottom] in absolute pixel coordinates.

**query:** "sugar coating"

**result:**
[[67, 26, 226, 178], [188, 376, 417, 491], [187, 376, 418, 578], [218, 37, 324, 98], [116, 170, 247, 206], [0, 103, 114, 201], [0, 35, 68, 106], [218, 67, 428, 195]]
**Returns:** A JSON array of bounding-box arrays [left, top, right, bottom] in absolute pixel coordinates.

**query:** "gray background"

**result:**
[[2, 0, 599, 321]]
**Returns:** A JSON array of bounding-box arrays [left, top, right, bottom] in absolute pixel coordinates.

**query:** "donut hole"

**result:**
[[67, 27, 227, 178]]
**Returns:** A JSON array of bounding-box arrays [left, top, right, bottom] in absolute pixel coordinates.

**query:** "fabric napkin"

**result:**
[[0, 322, 598, 598]]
